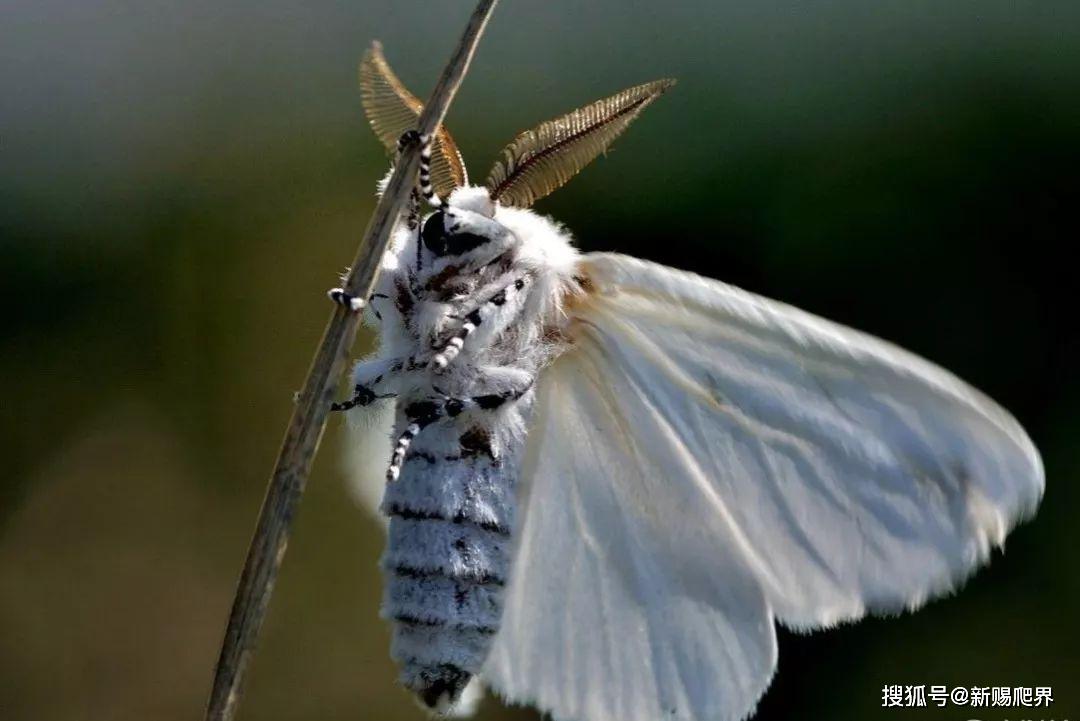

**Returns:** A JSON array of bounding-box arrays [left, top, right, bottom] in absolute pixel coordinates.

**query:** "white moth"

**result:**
[[332, 43, 1044, 721]]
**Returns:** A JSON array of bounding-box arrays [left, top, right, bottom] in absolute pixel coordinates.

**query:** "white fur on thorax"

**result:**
[[354, 199, 580, 428]]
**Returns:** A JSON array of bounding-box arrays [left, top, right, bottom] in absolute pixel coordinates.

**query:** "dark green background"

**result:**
[[2, 1, 1076, 719]]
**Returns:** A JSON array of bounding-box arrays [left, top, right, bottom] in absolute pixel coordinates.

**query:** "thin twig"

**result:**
[[204, 3, 499, 719]]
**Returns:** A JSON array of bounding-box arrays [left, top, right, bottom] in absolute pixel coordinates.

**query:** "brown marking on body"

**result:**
[[424, 263, 464, 294], [543, 268, 597, 345], [459, 426, 494, 460], [542, 324, 568, 345], [562, 270, 596, 312], [492, 251, 515, 274], [394, 276, 415, 315]]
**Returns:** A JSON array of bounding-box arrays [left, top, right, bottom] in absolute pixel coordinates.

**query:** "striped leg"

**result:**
[[385, 368, 534, 480], [417, 136, 443, 208], [332, 355, 405, 412], [387, 399, 444, 481], [435, 368, 535, 413], [387, 422, 421, 482], [327, 288, 366, 312], [430, 277, 529, 371], [331, 383, 395, 412], [328, 290, 390, 317], [398, 130, 442, 208]]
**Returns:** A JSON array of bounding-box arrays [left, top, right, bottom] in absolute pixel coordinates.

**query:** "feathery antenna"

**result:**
[[485, 78, 675, 208], [360, 42, 469, 197]]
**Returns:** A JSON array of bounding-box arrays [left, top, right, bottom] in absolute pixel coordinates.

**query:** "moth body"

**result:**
[[349, 187, 579, 707]]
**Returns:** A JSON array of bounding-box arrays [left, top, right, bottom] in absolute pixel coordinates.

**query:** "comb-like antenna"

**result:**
[[484, 78, 675, 208], [360, 41, 469, 198]]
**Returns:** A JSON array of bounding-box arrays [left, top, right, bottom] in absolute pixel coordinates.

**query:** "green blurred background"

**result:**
[[2, 1, 1077, 719]]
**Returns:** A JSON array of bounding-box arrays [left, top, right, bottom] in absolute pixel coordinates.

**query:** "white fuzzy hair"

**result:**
[[340, 185, 581, 711]]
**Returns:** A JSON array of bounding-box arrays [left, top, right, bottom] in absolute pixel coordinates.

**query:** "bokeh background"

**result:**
[[2, 1, 1077, 719]]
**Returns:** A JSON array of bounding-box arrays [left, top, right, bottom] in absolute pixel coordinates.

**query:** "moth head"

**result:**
[[414, 185, 500, 256], [360, 41, 675, 213], [420, 196, 502, 258]]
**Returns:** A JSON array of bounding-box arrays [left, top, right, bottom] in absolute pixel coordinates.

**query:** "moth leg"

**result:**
[[327, 287, 366, 312], [368, 292, 389, 322], [434, 366, 536, 414], [331, 385, 396, 412], [328, 288, 389, 319], [406, 189, 425, 273], [331, 355, 403, 412], [386, 398, 446, 481], [397, 130, 442, 208], [385, 367, 534, 480], [430, 275, 531, 371], [405, 187, 422, 231]]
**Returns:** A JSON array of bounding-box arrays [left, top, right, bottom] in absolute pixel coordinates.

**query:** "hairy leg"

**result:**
[[431, 275, 531, 371], [386, 364, 535, 481], [331, 355, 419, 411], [397, 130, 442, 208]]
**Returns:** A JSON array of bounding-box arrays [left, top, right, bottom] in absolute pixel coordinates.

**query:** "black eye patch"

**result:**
[[422, 211, 447, 255], [444, 232, 489, 255], [421, 211, 492, 257]]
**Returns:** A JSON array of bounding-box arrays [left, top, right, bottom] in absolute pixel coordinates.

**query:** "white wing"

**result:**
[[483, 253, 1043, 721], [342, 398, 395, 522]]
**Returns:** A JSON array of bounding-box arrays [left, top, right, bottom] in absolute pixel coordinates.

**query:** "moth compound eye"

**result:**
[[425, 209, 492, 257], [422, 211, 447, 255], [444, 231, 490, 256]]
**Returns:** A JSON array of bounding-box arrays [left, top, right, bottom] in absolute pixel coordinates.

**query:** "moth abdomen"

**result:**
[[384, 517, 511, 582], [384, 525, 510, 710], [381, 431, 519, 712]]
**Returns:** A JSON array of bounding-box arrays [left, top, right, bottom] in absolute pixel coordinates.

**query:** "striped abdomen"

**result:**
[[380, 423, 519, 710]]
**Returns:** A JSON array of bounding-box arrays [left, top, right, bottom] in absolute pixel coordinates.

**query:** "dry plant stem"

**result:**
[[204, 2, 499, 720]]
